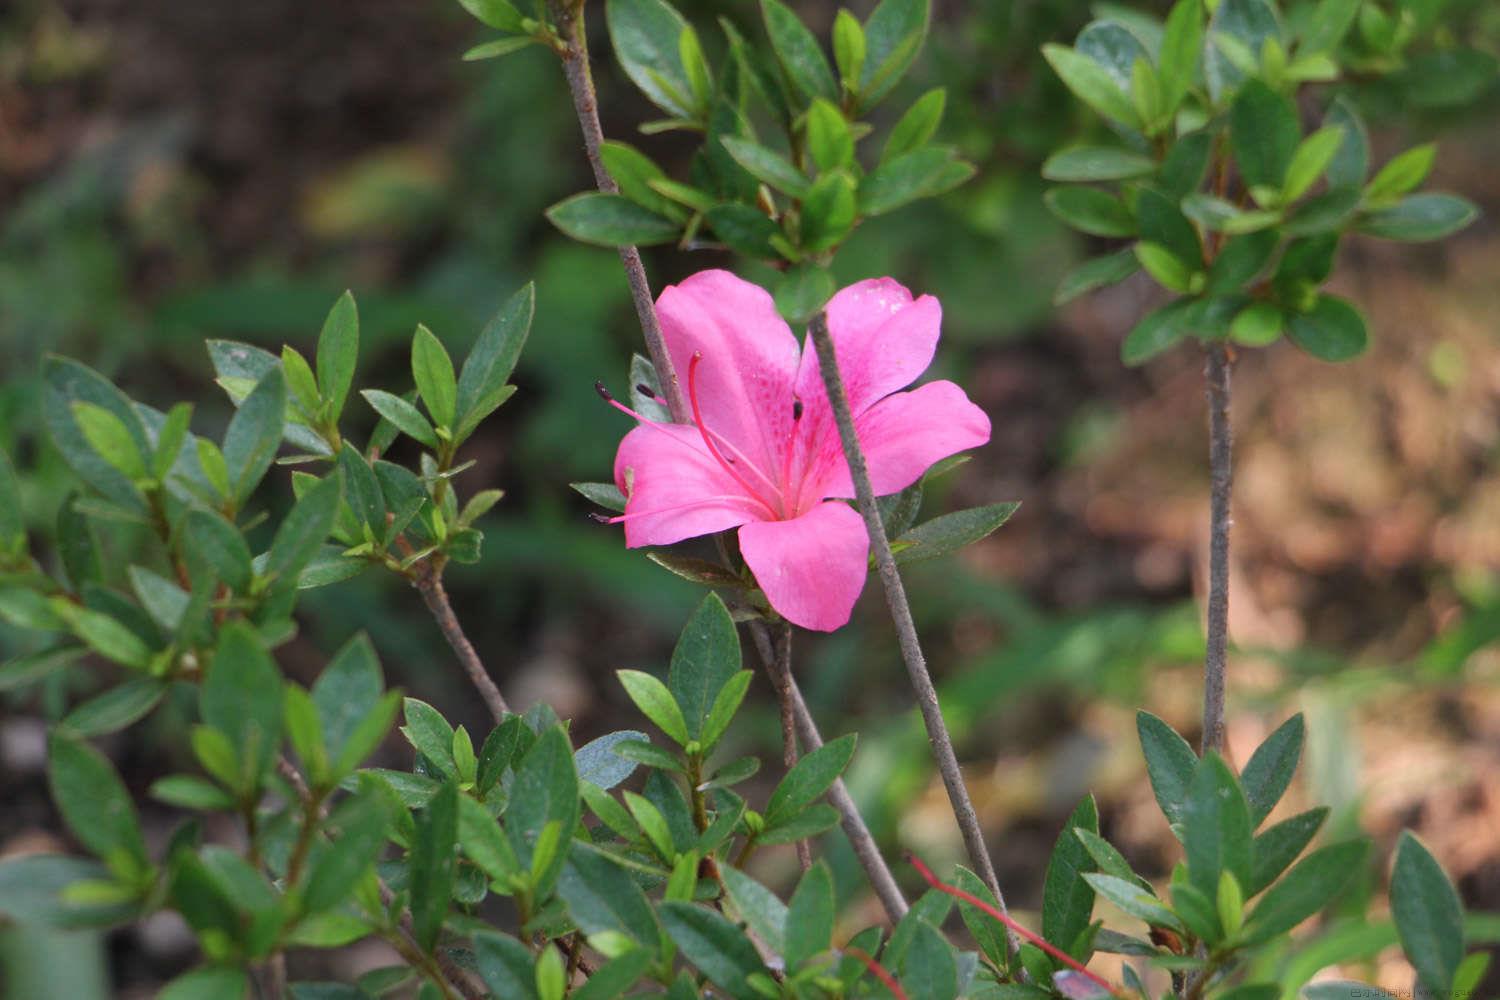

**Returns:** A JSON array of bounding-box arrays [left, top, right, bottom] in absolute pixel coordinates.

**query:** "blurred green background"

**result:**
[[2, 0, 1498, 994]]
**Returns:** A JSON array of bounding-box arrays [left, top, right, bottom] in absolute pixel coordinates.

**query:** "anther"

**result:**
[[635, 383, 658, 399], [792, 399, 804, 421], [587, 511, 613, 523], [594, 380, 615, 402]]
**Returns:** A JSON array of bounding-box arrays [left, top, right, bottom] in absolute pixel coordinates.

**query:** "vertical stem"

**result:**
[[747, 621, 909, 922], [556, 7, 688, 422], [807, 312, 1017, 957], [414, 563, 509, 722], [766, 623, 812, 872], [1201, 343, 1233, 756]]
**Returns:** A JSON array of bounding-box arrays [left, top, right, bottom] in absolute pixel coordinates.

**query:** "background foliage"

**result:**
[[0, 0, 1498, 995]]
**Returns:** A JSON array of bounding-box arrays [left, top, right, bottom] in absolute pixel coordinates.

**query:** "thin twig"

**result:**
[[1201, 343, 1233, 756], [806, 311, 1016, 958], [555, 6, 688, 422], [766, 622, 812, 871], [413, 562, 509, 722], [377, 878, 488, 1000], [746, 620, 909, 922]]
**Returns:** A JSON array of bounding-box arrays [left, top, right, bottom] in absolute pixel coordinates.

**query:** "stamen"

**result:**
[[635, 383, 658, 399], [792, 399, 803, 421], [686, 353, 782, 518], [598, 494, 762, 524], [596, 380, 657, 424]]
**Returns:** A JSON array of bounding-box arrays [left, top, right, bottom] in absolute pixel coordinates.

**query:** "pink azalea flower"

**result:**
[[601, 270, 991, 632]]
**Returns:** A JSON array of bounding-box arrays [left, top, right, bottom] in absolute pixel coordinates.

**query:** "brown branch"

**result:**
[[766, 623, 811, 872], [1201, 343, 1233, 755], [555, 5, 688, 422], [413, 562, 508, 723], [746, 620, 909, 922], [806, 311, 1016, 958]]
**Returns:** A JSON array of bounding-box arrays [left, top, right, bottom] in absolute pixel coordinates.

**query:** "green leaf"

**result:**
[[183, 510, 254, 594], [72, 402, 147, 481], [474, 931, 541, 1000], [784, 861, 835, 969], [951, 867, 1009, 968], [150, 774, 237, 810], [284, 685, 327, 782], [1121, 300, 1194, 366], [1357, 193, 1479, 242], [1184, 753, 1253, 900], [45, 357, 152, 509], [1286, 295, 1368, 362], [459, 794, 521, 883], [1042, 794, 1099, 959], [800, 171, 857, 252], [774, 265, 837, 323], [806, 99, 854, 173], [265, 470, 342, 586], [336, 445, 383, 530], [894, 502, 1018, 564], [623, 790, 676, 860], [858, 0, 929, 108], [600, 141, 687, 221], [1394, 48, 1498, 110], [1137, 710, 1198, 825], [720, 865, 788, 955], [50, 600, 150, 670], [883, 88, 945, 163], [1158, 0, 1204, 111], [507, 726, 581, 893], [1241, 714, 1303, 826], [1137, 187, 1202, 265], [203, 622, 283, 787], [1391, 831, 1464, 998], [223, 367, 286, 503], [678, 24, 713, 114], [316, 291, 359, 421], [1043, 187, 1135, 238], [1159, 130, 1213, 199], [858, 146, 975, 216], [410, 778, 458, 951], [312, 633, 385, 769], [303, 790, 389, 913], [833, 9, 866, 92], [1054, 250, 1140, 306], [1042, 43, 1140, 128], [557, 841, 661, 946], [1204, 0, 1282, 100], [718, 137, 810, 198], [1248, 806, 1327, 896], [1281, 126, 1344, 203], [1365, 145, 1436, 204], [547, 193, 680, 247], [575, 729, 648, 790], [410, 325, 457, 430], [159, 967, 250, 1000], [570, 950, 654, 1000], [1231, 302, 1284, 346], [1083, 873, 1183, 932], [1207, 230, 1278, 294], [127, 566, 187, 634], [1135, 241, 1196, 293], [401, 698, 457, 779], [607, 0, 695, 118], [48, 731, 148, 868], [760, 0, 837, 102], [0, 646, 84, 694], [659, 901, 768, 999], [1042, 147, 1156, 182], [1300, 0, 1360, 53], [706, 203, 781, 259], [757, 803, 840, 844], [767, 733, 856, 823], [1231, 80, 1301, 192], [1323, 98, 1368, 191], [700, 671, 752, 752], [901, 918, 957, 1000], [0, 447, 22, 545], [618, 669, 690, 745], [456, 283, 533, 435], [1242, 838, 1369, 943], [1301, 984, 1398, 1000], [152, 401, 195, 482], [457, 0, 525, 31], [62, 678, 167, 737]]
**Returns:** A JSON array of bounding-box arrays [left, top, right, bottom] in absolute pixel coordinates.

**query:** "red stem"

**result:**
[[846, 947, 909, 1000], [907, 854, 1126, 998]]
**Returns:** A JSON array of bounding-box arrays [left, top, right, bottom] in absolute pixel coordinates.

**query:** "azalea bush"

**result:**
[[0, 0, 1493, 998]]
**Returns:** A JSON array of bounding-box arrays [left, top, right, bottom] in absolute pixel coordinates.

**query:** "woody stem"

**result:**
[[555, 4, 688, 422], [807, 311, 1018, 960], [1201, 343, 1233, 755]]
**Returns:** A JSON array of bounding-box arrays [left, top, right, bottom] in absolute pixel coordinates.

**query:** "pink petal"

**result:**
[[794, 278, 942, 417], [815, 380, 991, 498], [657, 270, 802, 487], [614, 422, 765, 548], [739, 501, 870, 632]]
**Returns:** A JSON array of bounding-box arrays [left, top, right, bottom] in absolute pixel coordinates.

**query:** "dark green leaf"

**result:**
[[801, 171, 857, 252], [336, 446, 384, 530], [1241, 714, 1303, 826], [859, 146, 975, 216], [774, 265, 837, 324], [954, 866, 1011, 968], [575, 729, 648, 790], [1041, 43, 1140, 127], [1158, 0, 1204, 110], [900, 918, 957, 1000], [1391, 831, 1464, 998], [1042, 147, 1157, 182], [767, 733, 856, 823], [607, 0, 695, 117], [719, 137, 810, 198], [184, 510, 254, 594], [507, 726, 581, 893], [1158, 130, 1212, 199], [1242, 838, 1369, 943], [720, 865, 787, 954], [1231, 80, 1301, 191], [128, 566, 190, 632], [1394, 48, 1498, 110], [316, 292, 359, 421], [705, 203, 781, 259], [699, 670, 752, 751], [784, 861, 835, 970], [1121, 300, 1194, 366], [1323, 97, 1368, 191], [159, 967, 250, 1000], [45, 357, 151, 509], [0, 646, 84, 693], [547, 193, 679, 247], [223, 368, 286, 504], [1357, 193, 1480, 242], [858, 0, 929, 108], [456, 283, 533, 434], [62, 678, 167, 737], [1248, 806, 1327, 896], [411, 326, 456, 430], [1055, 250, 1141, 306], [203, 622, 283, 786], [303, 791, 389, 913], [1043, 187, 1135, 238], [1082, 873, 1183, 932], [659, 901, 768, 999], [1042, 794, 1099, 958], [1137, 188, 1202, 265], [760, 0, 837, 102], [1204, 0, 1281, 100], [361, 390, 437, 449], [883, 88, 945, 163], [757, 803, 840, 844], [266, 471, 342, 586], [894, 502, 1018, 564], [1184, 753, 1253, 899], [150, 775, 236, 811], [558, 841, 660, 945], [474, 931, 541, 1000], [1137, 710, 1198, 825], [312, 633, 384, 766], [410, 779, 458, 951], [1286, 295, 1367, 362], [668, 593, 742, 742], [1207, 230, 1278, 294], [48, 731, 147, 868]]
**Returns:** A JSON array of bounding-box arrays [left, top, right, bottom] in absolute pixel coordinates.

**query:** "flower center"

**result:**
[[684, 353, 787, 518]]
